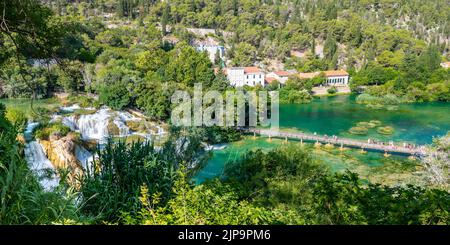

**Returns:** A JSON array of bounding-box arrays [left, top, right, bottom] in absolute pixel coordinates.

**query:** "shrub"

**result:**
[[356, 93, 382, 104], [6, 108, 27, 131], [67, 95, 96, 108], [34, 122, 71, 140], [79, 132, 208, 223], [30, 107, 52, 124], [383, 94, 400, 105], [356, 93, 400, 106], [327, 86, 337, 94], [98, 83, 130, 110], [280, 89, 313, 104]]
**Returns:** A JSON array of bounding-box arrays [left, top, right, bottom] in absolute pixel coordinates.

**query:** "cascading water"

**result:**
[[62, 107, 131, 141], [24, 122, 59, 191], [74, 145, 94, 170], [60, 106, 165, 142], [22, 106, 166, 190]]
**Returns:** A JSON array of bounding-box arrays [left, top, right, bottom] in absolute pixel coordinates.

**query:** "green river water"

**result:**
[[195, 95, 450, 185]]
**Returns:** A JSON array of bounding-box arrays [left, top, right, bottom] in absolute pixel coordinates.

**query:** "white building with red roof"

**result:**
[[226, 67, 265, 87], [323, 70, 349, 85], [296, 70, 349, 86]]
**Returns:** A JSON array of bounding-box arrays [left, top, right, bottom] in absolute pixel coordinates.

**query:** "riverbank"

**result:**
[[0, 98, 61, 117], [311, 85, 351, 96]]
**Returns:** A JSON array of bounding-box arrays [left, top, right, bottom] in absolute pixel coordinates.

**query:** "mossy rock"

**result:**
[[377, 126, 394, 135], [35, 122, 71, 140], [348, 126, 368, 135], [357, 121, 377, 128], [80, 139, 98, 151], [369, 120, 382, 126], [107, 120, 120, 135], [126, 120, 147, 133], [73, 109, 97, 116]]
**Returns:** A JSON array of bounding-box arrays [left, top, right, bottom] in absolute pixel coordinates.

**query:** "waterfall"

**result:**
[[75, 145, 94, 170], [60, 104, 81, 113], [58, 106, 166, 143], [23, 121, 59, 190], [24, 141, 60, 191], [113, 117, 131, 136], [62, 108, 131, 141], [24, 121, 39, 142], [204, 143, 228, 151]]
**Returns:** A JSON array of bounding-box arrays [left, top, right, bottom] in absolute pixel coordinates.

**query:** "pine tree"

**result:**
[[117, 0, 125, 17], [233, 0, 239, 16], [330, 49, 339, 70], [324, 32, 337, 61], [214, 49, 222, 66], [311, 37, 316, 56], [161, 3, 170, 36]]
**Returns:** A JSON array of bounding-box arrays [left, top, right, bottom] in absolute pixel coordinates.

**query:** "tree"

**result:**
[[324, 32, 337, 62], [135, 77, 173, 120], [161, 3, 170, 36], [56, 61, 84, 93], [231, 42, 257, 66], [165, 43, 214, 87], [98, 82, 130, 110], [214, 49, 222, 66], [418, 45, 442, 75], [311, 37, 316, 56]]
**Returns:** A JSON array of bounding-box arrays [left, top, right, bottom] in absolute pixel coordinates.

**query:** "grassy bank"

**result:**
[[0, 98, 61, 117]]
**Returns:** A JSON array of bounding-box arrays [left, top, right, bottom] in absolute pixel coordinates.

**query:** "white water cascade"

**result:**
[[61, 107, 131, 141], [24, 122, 59, 191], [204, 143, 228, 151], [74, 145, 94, 171]]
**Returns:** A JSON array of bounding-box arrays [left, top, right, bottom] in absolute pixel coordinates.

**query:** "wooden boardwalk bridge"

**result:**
[[247, 128, 426, 156]]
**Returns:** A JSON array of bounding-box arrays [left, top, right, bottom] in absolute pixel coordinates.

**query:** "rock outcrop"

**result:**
[[40, 133, 83, 185]]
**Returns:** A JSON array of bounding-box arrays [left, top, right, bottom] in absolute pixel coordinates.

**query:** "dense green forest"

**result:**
[[0, 0, 449, 225], [1, 0, 449, 109]]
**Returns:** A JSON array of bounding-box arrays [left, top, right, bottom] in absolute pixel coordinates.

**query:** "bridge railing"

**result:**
[[247, 128, 423, 155]]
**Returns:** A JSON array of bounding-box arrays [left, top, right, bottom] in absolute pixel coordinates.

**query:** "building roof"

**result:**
[[324, 70, 349, 77], [265, 77, 277, 83], [296, 70, 349, 79], [273, 71, 292, 77], [192, 37, 220, 46], [297, 72, 320, 79], [224, 66, 264, 74], [244, 67, 263, 74]]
